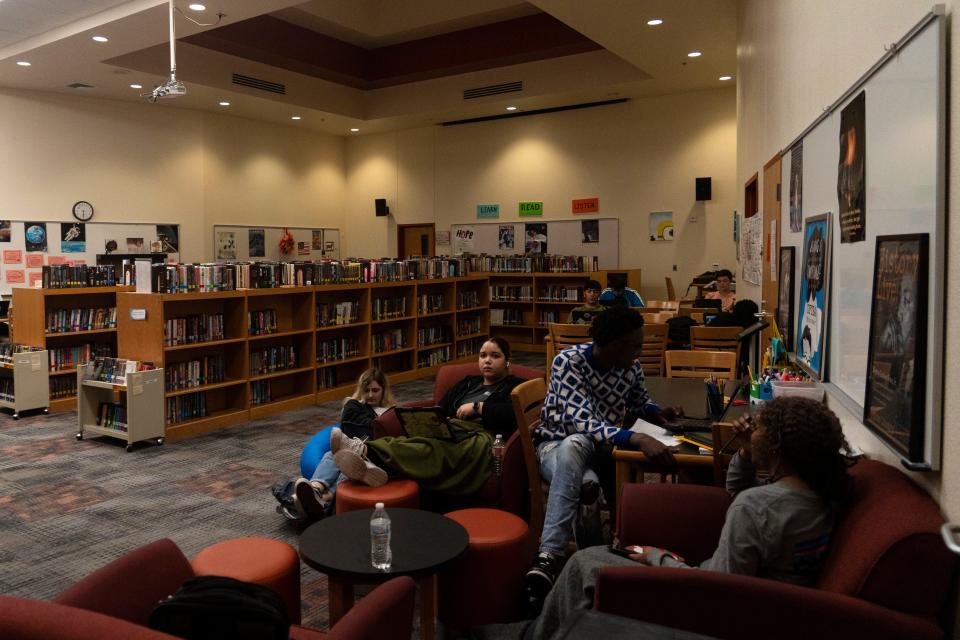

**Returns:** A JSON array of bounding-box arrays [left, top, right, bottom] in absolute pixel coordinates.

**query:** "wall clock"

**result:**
[[72, 201, 94, 222]]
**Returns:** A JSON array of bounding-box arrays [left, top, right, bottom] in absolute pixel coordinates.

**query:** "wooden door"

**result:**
[[397, 224, 435, 259], [761, 154, 781, 348]]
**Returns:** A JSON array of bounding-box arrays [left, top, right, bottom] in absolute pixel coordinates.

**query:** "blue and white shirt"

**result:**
[[599, 286, 645, 308], [536, 342, 660, 446]]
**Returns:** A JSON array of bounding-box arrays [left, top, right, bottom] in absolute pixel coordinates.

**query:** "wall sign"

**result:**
[[518, 201, 543, 216], [572, 198, 599, 214], [476, 204, 500, 218]]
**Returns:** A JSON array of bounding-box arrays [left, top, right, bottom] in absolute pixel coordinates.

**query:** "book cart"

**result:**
[[76, 360, 164, 451], [0, 347, 49, 418]]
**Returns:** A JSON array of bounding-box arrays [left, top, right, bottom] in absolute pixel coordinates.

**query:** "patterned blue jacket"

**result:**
[[535, 342, 660, 446]]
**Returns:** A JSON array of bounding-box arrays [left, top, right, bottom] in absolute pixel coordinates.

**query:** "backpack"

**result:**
[[271, 477, 307, 522], [149, 575, 289, 640], [666, 316, 698, 348]]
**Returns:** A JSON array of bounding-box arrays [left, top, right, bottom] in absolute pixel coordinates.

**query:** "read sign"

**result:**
[[518, 201, 543, 216]]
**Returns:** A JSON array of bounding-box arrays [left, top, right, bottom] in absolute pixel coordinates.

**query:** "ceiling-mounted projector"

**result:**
[[149, 78, 186, 102], [145, 0, 223, 103]]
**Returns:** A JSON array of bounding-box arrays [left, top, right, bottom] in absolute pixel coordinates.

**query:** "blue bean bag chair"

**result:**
[[300, 425, 336, 478]]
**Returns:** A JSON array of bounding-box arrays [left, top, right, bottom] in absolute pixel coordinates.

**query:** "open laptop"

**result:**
[[394, 406, 455, 440], [694, 298, 723, 311], [663, 382, 742, 434]]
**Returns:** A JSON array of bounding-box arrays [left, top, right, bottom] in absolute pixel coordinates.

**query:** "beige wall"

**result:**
[[736, 1, 960, 519], [0, 89, 346, 262], [344, 88, 738, 301]]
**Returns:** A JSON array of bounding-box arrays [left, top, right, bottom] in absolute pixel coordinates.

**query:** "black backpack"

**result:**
[[666, 316, 698, 348], [149, 575, 289, 640]]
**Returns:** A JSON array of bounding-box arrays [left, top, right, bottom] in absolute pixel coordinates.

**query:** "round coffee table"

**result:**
[[300, 508, 468, 640]]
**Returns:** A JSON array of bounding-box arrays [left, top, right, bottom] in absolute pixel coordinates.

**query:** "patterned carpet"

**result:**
[[0, 352, 543, 632]]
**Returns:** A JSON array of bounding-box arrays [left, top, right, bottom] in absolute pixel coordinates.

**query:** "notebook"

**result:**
[[664, 382, 742, 434], [394, 406, 455, 440]]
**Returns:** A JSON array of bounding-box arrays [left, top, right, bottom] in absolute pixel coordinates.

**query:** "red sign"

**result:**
[[48, 256, 67, 265], [572, 198, 599, 214], [28, 272, 43, 286], [26, 253, 43, 268]]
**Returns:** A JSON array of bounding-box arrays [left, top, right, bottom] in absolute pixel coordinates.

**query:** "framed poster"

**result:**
[[777, 246, 796, 351], [796, 213, 831, 380], [863, 234, 928, 463]]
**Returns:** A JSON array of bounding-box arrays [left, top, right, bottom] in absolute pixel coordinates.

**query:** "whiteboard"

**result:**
[[780, 12, 945, 469], [212, 225, 340, 262], [447, 218, 618, 269], [0, 221, 180, 294]]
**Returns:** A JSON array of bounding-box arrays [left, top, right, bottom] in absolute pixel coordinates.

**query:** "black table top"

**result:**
[[645, 377, 750, 422], [299, 508, 469, 583]]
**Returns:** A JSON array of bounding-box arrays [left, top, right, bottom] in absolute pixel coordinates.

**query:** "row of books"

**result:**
[[50, 376, 77, 399], [166, 392, 207, 425], [164, 314, 226, 346], [165, 355, 225, 391], [43, 265, 117, 289], [417, 345, 451, 369], [95, 402, 128, 432], [490, 286, 533, 302], [490, 308, 525, 325], [317, 337, 361, 363], [0, 343, 43, 365], [457, 337, 485, 358], [0, 378, 13, 402], [417, 293, 446, 314], [249, 345, 298, 376], [150, 263, 237, 293], [248, 309, 279, 336], [49, 343, 112, 372], [317, 301, 360, 327], [538, 310, 562, 325], [251, 380, 272, 405], [46, 307, 117, 333], [457, 290, 481, 309], [88, 357, 154, 385], [456, 318, 482, 336], [317, 368, 338, 390], [417, 326, 451, 346], [464, 255, 597, 273], [372, 329, 407, 354], [538, 286, 584, 302], [372, 296, 408, 321]]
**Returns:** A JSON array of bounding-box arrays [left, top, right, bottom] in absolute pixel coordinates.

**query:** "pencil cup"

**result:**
[[706, 390, 724, 416], [750, 382, 764, 406]]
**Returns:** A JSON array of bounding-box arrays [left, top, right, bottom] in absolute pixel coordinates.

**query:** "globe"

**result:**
[[25, 225, 45, 244]]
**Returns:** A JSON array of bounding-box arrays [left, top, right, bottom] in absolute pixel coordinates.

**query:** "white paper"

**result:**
[[629, 417, 681, 447]]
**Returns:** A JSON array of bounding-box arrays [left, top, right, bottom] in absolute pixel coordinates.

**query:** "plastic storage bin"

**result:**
[[771, 380, 825, 402]]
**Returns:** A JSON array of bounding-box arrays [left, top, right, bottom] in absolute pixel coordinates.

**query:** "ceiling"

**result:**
[[0, 0, 737, 136]]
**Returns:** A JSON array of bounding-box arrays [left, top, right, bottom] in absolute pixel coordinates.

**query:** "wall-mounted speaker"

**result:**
[[696, 177, 712, 201], [375, 198, 389, 217]]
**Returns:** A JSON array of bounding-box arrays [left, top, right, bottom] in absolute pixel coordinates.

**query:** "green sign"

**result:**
[[518, 201, 543, 216], [477, 204, 500, 218]]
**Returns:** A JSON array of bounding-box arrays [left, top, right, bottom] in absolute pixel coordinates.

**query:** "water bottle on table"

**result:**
[[370, 502, 392, 571], [491, 433, 505, 477]]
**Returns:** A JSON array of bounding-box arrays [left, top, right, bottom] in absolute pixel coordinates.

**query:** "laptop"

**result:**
[[694, 298, 723, 311], [664, 382, 742, 434], [394, 406, 455, 440]]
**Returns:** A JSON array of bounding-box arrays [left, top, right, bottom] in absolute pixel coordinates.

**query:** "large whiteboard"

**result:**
[[447, 218, 618, 269], [780, 11, 945, 468], [212, 225, 340, 262], [0, 221, 180, 295]]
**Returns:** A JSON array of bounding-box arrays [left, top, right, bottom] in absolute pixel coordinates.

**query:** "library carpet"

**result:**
[[0, 351, 543, 632]]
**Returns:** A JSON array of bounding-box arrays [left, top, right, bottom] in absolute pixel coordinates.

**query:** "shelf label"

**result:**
[[130, 309, 147, 321], [518, 201, 543, 216]]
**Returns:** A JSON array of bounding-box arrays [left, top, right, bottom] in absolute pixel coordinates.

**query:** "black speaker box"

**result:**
[[375, 198, 389, 216], [696, 177, 712, 201]]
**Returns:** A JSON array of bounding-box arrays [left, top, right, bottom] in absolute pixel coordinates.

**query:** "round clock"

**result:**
[[72, 200, 94, 222]]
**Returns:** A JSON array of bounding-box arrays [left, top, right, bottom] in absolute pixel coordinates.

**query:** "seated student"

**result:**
[[331, 337, 525, 496], [294, 368, 395, 516], [598, 274, 644, 308], [705, 268, 736, 312], [498, 397, 852, 640], [566, 280, 604, 324]]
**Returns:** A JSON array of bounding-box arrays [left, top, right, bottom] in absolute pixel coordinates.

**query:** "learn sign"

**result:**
[[476, 204, 500, 218], [518, 201, 543, 216]]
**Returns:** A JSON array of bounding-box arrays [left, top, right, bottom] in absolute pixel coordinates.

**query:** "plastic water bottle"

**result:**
[[370, 502, 392, 571], [492, 434, 505, 477]]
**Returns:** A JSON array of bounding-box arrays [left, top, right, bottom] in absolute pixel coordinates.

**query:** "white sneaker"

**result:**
[[330, 427, 367, 457], [334, 448, 388, 487]]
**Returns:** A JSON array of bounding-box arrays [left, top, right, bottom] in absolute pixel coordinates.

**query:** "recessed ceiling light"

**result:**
[[188, 3, 206, 10], [687, 51, 702, 58], [92, 35, 109, 43], [219, 101, 230, 106], [350, 128, 360, 132], [719, 75, 732, 81], [647, 19, 663, 26], [291, 116, 301, 120], [506, 106, 518, 111], [130, 83, 143, 89], [16, 61, 31, 67]]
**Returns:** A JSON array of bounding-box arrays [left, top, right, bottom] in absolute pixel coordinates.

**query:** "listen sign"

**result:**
[[572, 198, 599, 214], [518, 201, 543, 216]]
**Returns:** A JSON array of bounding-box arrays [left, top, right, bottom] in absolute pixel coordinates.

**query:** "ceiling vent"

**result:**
[[463, 81, 522, 100], [232, 73, 286, 95], [67, 83, 95, 89]]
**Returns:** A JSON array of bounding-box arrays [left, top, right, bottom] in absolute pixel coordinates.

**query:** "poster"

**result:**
[[297, 241, 310, 256], [60, 222, 86, 253], [436, 230, 451, 245], [524, 223, 548, 254], [25, 254, 43, 268], [789, 143, 803, 232], [648, 211, 674, 241], [741, 215, 763, 285], [453, 227, 475, 254], [5, 269, 24, 283], [324, 238, 338, 255], [216, 231, 237, 260], [24, 222, 47, 252], [104, 239, 119, 254], [126, 237, 145, 253], [838, 90, 866, 243], [150, 240, 163, 252], [796, 213, 832, 380], [48, 256, 67, 265], [769, 220, 777, 282], [863, 234, 928, 462], [3, 250, 21, 264], [581, 220, 599, 243], [312, 230, 323, 250], [498, 225, 514, 251], [0, 221, 10, 242], [156, 225, 179, 254], [777, 247, 795, 351], [249, 229, 265, 257], [28, 272, 42, 287]]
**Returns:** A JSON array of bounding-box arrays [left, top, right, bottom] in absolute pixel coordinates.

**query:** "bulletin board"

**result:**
[[0, 220, 180, 294], [778, 9, 945, 469], [212, 226, 340, 262], [447, 218, 619, 269]]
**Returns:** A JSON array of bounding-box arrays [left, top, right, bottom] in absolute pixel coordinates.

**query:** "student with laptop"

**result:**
[[330, 337, 525, 495], [566, 279, 604, 324], [705, 268, 736, 312]]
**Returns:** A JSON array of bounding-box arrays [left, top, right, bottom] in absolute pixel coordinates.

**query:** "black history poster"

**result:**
[[837, 91, 866, 243], [789, 143, 803, 232]]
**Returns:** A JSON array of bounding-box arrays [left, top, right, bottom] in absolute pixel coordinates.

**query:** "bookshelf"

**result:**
[[12, 286, 133, 412], [0, 347, 49, 418], [75, 361, 164, 451]]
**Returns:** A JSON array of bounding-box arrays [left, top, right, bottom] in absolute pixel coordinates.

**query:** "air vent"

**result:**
[[67, 82, 95, 89], [232, 73, 286, 95], [463, 81, 522, 100]]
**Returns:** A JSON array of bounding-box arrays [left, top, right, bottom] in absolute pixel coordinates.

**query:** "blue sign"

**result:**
[[477, 204, 500, 218]]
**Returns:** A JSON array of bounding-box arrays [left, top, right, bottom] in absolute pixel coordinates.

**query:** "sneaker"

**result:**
[[334, 448, 388, 487], [330, 427, 367, 457], [294, 478, 332, 516], [525, 552, 560, 601]]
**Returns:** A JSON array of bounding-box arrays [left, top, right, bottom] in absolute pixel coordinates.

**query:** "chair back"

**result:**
[[510, 378, 548, 551], [665, 277, 677, 301], [0, 596, 180, 639], [643, 311, 676, 324], [665, 350, 737, 382], [638, 323, 668, 377], [328, 576, 416, 640], [546, 323, 592, 371], [690, 326, 741, 352], [646, 300, 679, 311], [431, 362, 542, 404]]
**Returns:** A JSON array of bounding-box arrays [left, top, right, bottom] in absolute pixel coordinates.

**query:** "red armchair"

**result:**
[[373, 362, 545, 517], [596, 459, 955, 640]]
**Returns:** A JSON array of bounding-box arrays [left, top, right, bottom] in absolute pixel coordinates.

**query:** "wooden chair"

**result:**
[[643, 311, 675, 324], [665, 277, 677, 301], [510, 378, 548, 554], [638, 323, 667, 376], [665, 350, 737, 383], [690, 326, 741, 352], [545, 322, 592, 372], [645, 300, 679, 311]]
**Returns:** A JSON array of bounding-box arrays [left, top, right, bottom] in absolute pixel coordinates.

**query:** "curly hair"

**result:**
[[589, 306, 644, 347], [757, 397, 852, 503]]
